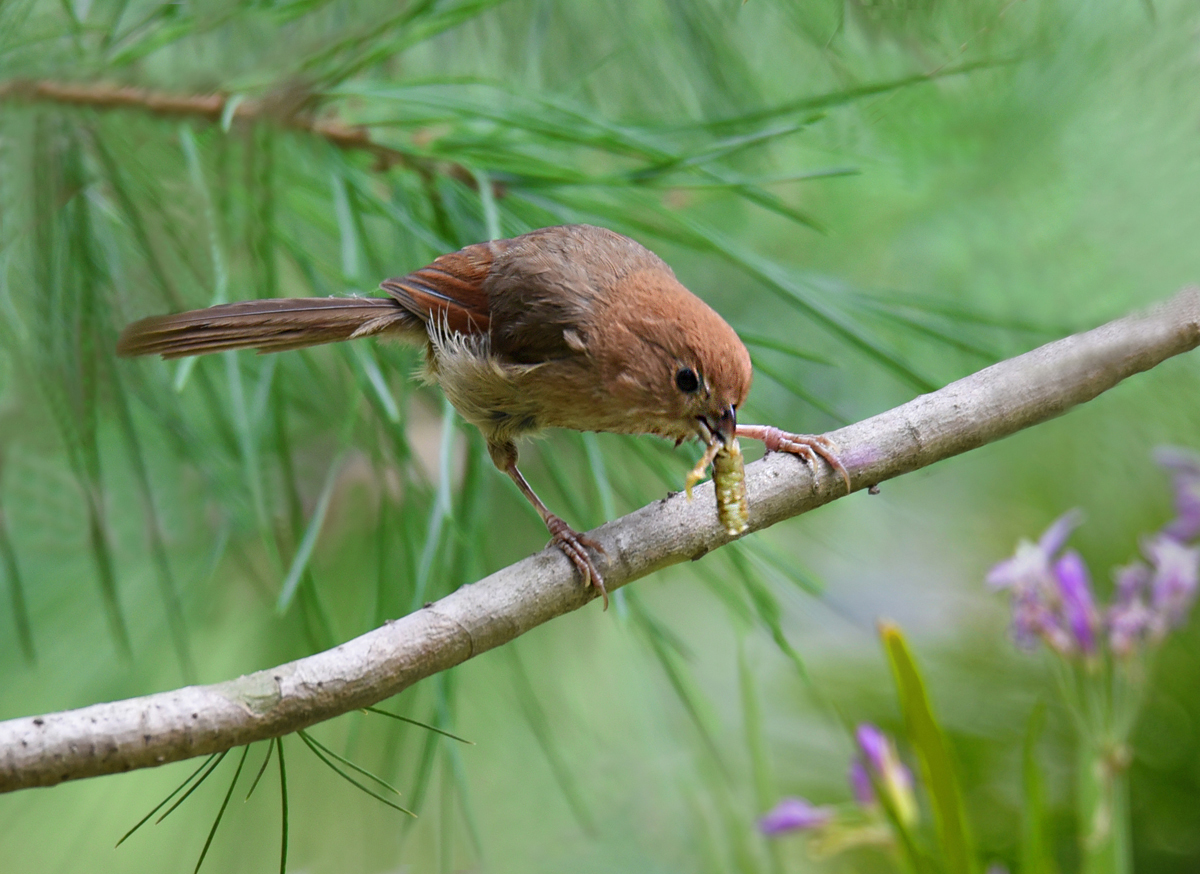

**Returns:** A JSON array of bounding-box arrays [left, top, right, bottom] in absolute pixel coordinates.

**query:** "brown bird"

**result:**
[[117, 224, 847, 607]]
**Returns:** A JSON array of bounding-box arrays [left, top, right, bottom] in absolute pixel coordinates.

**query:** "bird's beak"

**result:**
[[697, 405, 737, 450]]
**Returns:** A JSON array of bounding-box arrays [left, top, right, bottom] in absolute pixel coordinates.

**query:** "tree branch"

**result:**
[[2, 288, 1198, 794], [0, 79, 442, 176]]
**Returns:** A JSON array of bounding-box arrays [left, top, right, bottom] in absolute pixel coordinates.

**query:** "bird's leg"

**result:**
[[492, 442, 608, 609], [736, 425, 851, 493]]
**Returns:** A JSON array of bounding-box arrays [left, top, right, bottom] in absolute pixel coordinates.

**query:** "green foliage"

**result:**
[[882, 623, 977, 874], [0, 1, 1198, 872], [1022, 706, 1056, 874]]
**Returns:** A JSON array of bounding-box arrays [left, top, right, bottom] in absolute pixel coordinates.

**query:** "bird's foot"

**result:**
[[545, 515, 608, 609], [737, 425, 851, 493]]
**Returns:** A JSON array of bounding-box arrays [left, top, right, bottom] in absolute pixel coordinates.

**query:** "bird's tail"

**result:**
[[116, 297, 419, 359]]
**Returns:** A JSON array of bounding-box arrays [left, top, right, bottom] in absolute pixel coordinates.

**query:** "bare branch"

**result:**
[[1, 288, 1197, 794]]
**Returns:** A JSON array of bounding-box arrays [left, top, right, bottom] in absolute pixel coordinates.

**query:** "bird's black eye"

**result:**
[[675, 367, 700, 393]]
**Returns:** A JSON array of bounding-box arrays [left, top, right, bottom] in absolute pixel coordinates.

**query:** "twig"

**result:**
[[0, 288, 1197, 794], [0, 79, 429, 175]]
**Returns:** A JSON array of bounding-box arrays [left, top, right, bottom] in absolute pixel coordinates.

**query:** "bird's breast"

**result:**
[[425, 328, 692, 446]]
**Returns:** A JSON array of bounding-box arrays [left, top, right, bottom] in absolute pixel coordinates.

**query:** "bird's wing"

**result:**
[[382, 226, 660, 365], [380, 234, 584, 364], [379, 241, 497, 336]]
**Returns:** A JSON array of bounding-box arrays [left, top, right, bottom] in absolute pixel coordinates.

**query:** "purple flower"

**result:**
[[1165, 486, 1200, 543], [851, 724, 917, 824], [994, 451, 1200, 659], [856, 724, 890, 773], [1114, 561, 1151, 603], [1155, 447, 1200, 542], [759, 797, 833, 836], [1145, 534, 1200, 629], [986, 541, 1046, 592], [1108, 561, 1154, 656], [1105, 539, 1199, 655], [990, 511, 1091, 657], [1153, 447, 1200, 478], [987, 510, 1084, 592], [1040, 509, 1086, 557], [1108, 596, 1154, 656], [849, 760, 874, 806], [1055, 550, 1098, 656], [1009, 589, 1072, 654]]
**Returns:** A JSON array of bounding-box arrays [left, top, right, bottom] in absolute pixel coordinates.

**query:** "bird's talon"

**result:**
[[742, 425, 851, 493], [576, 532, 607, 555], [546, 516, 608, 609]]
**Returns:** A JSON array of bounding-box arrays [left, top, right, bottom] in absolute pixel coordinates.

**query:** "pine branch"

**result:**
[[0, 287, 1197, 794], [0, 78, 449, 177]]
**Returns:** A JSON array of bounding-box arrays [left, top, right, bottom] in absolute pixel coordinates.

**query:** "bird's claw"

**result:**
[[545, 515, 608, 609], [749, 426, 851, 493]]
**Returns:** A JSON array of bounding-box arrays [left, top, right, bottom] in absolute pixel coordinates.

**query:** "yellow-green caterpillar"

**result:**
[[685, 437, 749, 536]]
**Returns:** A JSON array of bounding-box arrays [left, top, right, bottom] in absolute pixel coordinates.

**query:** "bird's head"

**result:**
[[596, 268, 753, 448]]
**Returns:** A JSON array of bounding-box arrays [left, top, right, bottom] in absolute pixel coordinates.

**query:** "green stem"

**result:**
[[1078, 736, 1132, 874]]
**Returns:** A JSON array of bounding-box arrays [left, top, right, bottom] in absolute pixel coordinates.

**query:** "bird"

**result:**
[[117, 224, 847, 608]]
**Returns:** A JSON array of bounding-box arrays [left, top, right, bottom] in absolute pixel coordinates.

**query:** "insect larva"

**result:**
[[712, 439, 748, 535], [684, 438, 749, 536]]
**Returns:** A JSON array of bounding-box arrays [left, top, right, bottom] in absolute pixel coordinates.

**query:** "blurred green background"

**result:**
[[1, 0, 1199, 871]]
